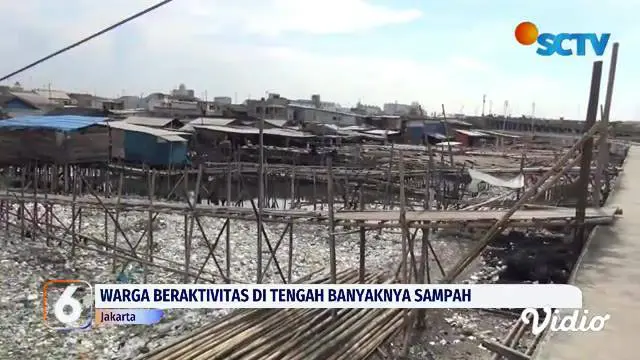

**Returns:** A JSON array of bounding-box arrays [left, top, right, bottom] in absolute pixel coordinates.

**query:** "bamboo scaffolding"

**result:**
[[0, 109, 627, 360]]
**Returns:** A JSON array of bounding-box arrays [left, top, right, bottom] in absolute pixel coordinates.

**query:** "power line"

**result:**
[[0, 0, 176, 83]]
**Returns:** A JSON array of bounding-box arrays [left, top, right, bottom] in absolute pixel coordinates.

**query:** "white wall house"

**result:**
[[117, 95, 145, 109], [289, 104, 360, 126], [34, 89, 72, 105], [245, 93, 289, 119]]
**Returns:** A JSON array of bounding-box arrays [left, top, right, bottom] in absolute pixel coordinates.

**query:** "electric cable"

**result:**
[[0, 0, 176, 82]]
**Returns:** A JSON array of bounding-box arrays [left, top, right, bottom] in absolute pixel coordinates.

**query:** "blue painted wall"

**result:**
[[424, 121, 446, 135], [123, 131, 188, 166], [405, 125, 425, 142]]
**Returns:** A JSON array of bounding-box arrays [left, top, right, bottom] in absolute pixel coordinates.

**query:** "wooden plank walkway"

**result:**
[[0, 191, 619, 226], [534, 146, 640, 360], [107, 163, 606, 177], [333, 208, 619, 222]]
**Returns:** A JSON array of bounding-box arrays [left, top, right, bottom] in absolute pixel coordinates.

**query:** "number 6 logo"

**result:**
[[54, 285, 83, 324], [43, 280, 93, 330]]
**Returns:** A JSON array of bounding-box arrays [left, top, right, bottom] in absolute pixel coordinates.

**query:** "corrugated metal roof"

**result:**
[[123, 116, 176, 127], [9, 91, 55, 107], [189, 117, 237, 126], [478, 130, 520, 138], [435, 141, 462, 147], [455, 129, 488, 137], [110, 109, 147, 115], [102, 121, 187, 142], [289, 103, 361, 117], [342, 125, 370, 131], [33, 89, 71, 101], [370, 115, 401, 119], [363, 129, 401, 136], [446, 119, 473, 127], [264, 119, 288, 128], [265, 128, 315, 138], [160, 135, 189, 142], [193, 124, 258, 134], [193, 124, 315, 138], [179, 118, 237, 132], [0, 115, 106, 131], [406, 120, 425, 127]]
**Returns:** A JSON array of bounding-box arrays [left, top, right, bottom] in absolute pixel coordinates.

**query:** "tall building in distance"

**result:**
[[171, 84, 195, 100], [383, 102, 414, 115], [213, 96, 232, 105]]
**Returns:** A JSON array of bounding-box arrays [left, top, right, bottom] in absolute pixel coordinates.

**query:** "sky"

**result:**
[[0, 0, 638, 120]]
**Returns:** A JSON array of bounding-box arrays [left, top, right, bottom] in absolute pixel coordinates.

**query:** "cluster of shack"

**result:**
[[0, 110, 524, 169]]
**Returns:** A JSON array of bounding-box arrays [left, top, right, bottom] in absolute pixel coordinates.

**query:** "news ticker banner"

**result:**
[[44, 281, 583, 330]]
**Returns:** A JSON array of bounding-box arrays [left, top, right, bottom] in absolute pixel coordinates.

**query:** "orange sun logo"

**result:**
[[515, 21, 539, 46]]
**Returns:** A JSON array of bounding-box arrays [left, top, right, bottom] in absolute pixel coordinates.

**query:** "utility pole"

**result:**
[[481, 94, 486, 117], [531, 102, 536, 117], [502, 100, 509, 131], [531, 102, 536, 136]]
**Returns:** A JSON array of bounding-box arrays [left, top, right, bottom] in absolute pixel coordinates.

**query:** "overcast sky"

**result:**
[[0, 0, 637, 120]]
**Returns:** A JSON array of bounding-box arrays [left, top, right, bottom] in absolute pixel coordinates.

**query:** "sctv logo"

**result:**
[[515, 21, 611, 56]]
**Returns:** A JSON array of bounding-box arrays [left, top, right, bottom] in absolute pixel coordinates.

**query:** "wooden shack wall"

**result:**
[[0, 125, 112, 165], [0, 131, 25, 164], [110, 128, 126, 160], [63, 125, 111, 163], [0, 129, 62, 164]]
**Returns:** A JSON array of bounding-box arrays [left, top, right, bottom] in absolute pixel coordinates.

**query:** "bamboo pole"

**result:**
[[327, 156, 337, 285], [593, 43, 619, 207], [440, 104, 454, 167], [70, 167, 77, 256], [358, 182, 366, 283], [397, 150, 414, 358], [144, 170, 156, 283], [187, 165, 203, 281], [226, 159, 232, 284], [4, 186, 9, 243], [257, 104, 265, 283], [32, 162, 38, 239], [44, 166, 51, 246], [183, 167, 190, 282], [416, 142, 432, 329], [111, 172, 124, 273], [288, 167, 295, 283], [575, 61, 603, 244]]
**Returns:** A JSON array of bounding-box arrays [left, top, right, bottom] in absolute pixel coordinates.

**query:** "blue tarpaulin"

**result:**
[[0, 115, 106, 131]]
